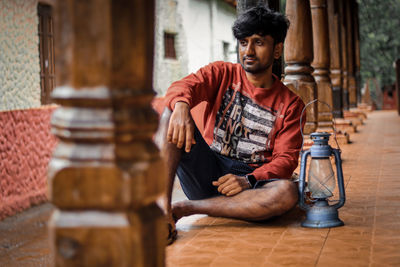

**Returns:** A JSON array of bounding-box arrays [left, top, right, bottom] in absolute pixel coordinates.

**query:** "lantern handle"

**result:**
[[298, 149, 311, 211], [299, 99, 341, 153], [332, 148, 346, 209]]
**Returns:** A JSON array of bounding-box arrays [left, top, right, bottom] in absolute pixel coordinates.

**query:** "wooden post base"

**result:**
[[350, 107, 368, 119], [343, 110, 364, 126], [332, 132, 350, 146], [315, 126, 350, 146], [335, 118, 357, 133], [356, 103, 373, 111]]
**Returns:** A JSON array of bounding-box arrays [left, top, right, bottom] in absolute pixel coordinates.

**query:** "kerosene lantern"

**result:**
[[298, 132, 346, 228]]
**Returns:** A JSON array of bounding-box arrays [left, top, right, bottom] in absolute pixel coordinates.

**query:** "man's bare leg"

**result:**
[[172, 179, 298, 222], [154, 108, 181, 221], [155, 108, 298, 230]]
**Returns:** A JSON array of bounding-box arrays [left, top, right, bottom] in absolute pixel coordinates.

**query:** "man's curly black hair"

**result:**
[[232, 5, 290, 44]]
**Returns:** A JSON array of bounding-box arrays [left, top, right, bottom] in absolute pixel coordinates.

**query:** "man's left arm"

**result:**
[[212, 174, 252, 196], [212, 98, 306, 196], [251, 98, 306, 182]]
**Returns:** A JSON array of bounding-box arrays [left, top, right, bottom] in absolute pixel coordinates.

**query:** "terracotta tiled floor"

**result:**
[[167, 110, 400, 267], [1, 110, 400, 266]]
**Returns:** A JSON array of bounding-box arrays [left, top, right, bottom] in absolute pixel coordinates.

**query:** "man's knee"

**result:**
[[257, 179, 298, 219], [154, 107, 172, 149], [273, 179, 298, 207]]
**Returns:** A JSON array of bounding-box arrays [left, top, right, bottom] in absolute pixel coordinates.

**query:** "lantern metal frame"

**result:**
[[298, 132, 346, 228]]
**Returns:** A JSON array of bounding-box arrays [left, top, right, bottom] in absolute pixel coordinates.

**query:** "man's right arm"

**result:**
[[167, 101, 196, 153], [164, 62, 226, 152], [164, 62, 225, 111]]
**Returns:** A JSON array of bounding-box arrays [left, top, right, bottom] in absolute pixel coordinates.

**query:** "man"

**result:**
[[155, 5, 305, 243]]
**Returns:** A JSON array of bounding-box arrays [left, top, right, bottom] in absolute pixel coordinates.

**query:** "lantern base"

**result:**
[[301, 200, 344, 228]]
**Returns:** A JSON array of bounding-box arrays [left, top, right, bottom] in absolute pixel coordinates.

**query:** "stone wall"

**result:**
[[0, 106, 57, 220], [0, 0, 41, 111]]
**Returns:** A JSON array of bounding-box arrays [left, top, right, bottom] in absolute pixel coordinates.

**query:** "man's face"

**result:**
[[238, 34, 282, 74]]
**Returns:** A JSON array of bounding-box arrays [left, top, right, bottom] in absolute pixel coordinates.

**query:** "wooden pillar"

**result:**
[[310, 0, 332, 130], [338, 0, 349, 110], [331, 0, 358, 132], [324, 0, 353, 140], [353, 0, 362, 105], [327, 0, 343, 118], [49, 0, 165, 266], [284, 0, 318, 134], [345, 0, 357, 108]]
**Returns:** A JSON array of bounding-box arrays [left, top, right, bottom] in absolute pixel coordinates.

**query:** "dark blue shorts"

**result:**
[[176, 127, 256, 200]]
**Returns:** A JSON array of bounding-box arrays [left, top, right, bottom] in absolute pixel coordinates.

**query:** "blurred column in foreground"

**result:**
[[48, 0, 165, 266]]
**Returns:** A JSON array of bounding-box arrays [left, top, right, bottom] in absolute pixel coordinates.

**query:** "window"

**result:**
[[164, 32, 177, 59], [38, 3, 55, 104], [223, 41, 230, 61]]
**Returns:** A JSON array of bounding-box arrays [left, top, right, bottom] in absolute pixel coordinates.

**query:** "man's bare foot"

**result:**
[[171, 200, 193, 223]]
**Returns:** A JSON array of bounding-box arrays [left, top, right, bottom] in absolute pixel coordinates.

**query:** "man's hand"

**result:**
[[167, 102, 196, 152], [212, 174, 251, 197]]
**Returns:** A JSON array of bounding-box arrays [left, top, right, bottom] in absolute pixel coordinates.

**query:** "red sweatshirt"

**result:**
[[165, 61, 305, 181]]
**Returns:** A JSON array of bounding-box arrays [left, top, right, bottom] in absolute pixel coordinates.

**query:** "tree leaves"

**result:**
[[359, 0, 400, 86]]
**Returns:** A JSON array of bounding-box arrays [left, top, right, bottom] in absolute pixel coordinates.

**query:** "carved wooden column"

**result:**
[[327, 0, 342, 118], [49, 0, 165, 266], [330, 0, 357, 132], [338, 0, 349, 111], [345, 0, 357, 109], [310, 0, 332, 131], [284, 0, 318, 134], [311, 0, 348, 144], [353, 0, 362, 105], [342, 0, 364, 124]]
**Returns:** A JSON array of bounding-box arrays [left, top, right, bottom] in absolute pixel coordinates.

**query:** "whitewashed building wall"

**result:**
[[154, 0, 237, 96]]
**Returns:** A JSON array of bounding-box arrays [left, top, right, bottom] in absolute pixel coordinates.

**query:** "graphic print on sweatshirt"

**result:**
[[210, 87, 276, 163]]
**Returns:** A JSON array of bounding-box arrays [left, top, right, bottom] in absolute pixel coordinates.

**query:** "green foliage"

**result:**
[[280, 0, 286, 12], [359, 0, 400, 86]]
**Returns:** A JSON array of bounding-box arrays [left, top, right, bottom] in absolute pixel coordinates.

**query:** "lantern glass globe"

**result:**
[[308, 158, 335, 199]]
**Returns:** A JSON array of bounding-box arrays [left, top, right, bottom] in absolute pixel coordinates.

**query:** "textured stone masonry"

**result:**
[[0, 106, 57, 220], [0, 0, 41, 111]]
